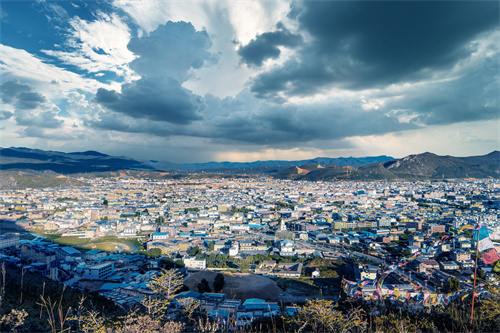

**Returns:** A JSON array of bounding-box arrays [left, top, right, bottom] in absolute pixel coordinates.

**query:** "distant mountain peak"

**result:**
[[69, 150, 109, 157]]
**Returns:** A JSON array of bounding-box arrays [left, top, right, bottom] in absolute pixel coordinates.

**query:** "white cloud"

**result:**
[[42, 12, 137, 80], [112, 0, 291, 97], [0, 44, 116, 95]]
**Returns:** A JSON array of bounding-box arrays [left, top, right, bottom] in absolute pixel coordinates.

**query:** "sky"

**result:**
[[0, 0, 498, 163]]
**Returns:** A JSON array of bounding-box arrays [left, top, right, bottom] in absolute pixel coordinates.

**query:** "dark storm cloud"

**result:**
[[0, 80, 32, 103], [87, 107, 184, 138], [0, 79, 62, 128], [95, 76, 203, 124], [393, 55, 499, 126], [1, 80, 47, 110], [90, 88, 417, 146], [194, 92, 417, 145], [251, 1, 499, 99], [0, 111, 13, 120], [95, 21, 214, 125], [15, 91, 47, 110], [237, 24, 302, 67]]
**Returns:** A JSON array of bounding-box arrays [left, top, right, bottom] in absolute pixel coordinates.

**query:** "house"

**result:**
[[55, 247, 82, 262], [214, 240, 231, 251], [440, 261, 459, 271], [409, 233, 424, 242], [407, 245, 421, 254], [85, 250, 108, 261], [359, 265, 378, 280], [122, 226, 137, 236], [458, 260, 474, 269], [345, 237, 359, 246], [440, 243, 451, 252], [427, 224, 445, 234], [297, 232, 309, 241], [415, 259, 439, 270], [451, 250, 470, 262], [327, 236, 341, 244], [308, 231, 328, 241], [174, 291, 201, 306], [459, 241, 472, 250]]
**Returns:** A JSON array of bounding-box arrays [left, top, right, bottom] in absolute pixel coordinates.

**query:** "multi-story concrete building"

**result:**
[[183, 256, 206, 270], [0, 233, 20, 249], [83, 262, 114, 279], [451, 250, 471, 262]]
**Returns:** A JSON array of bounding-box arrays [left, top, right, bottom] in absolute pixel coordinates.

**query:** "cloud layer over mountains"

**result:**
[[1, 0, 498, 162]]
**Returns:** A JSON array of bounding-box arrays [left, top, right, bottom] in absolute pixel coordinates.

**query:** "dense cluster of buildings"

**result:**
[[1, 177, 499, 314]]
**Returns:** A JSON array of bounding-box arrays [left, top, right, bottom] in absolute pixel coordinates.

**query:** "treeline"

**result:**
[[205, 253, 308, 270]]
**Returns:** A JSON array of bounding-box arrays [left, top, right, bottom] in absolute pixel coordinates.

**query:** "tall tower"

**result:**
[[279, 219, 287, 232]]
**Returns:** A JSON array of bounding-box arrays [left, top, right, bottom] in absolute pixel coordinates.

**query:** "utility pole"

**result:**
[[470, 221, 480, 328]]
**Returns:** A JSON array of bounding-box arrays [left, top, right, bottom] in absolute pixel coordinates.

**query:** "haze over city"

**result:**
[[1, 0, 498, 162]]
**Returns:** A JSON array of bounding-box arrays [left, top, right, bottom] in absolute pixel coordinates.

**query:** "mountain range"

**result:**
[[275, 151, 500, 181], [0, 147, 393, 174], [0, 147, 498, 182]]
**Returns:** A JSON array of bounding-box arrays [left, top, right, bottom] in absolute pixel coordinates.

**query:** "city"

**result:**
[[1, 0, 498, 331], [1, 176, 499, 330]]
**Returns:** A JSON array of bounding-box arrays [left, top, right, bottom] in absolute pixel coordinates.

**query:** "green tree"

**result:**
[[445, 277, 461, 293], [159, 257, 185, 270], [149, 248, 162, 258], [197, 279, 211, 294], [156, 216, 165, 225], [463, 229, 473, 239], [188, 246, 201, 257], [207, 241, 214, 251], [102, 199, 108, 206], [213, 273, 225, 292]]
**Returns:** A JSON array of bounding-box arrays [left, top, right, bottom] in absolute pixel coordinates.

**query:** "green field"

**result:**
[[54, 236, 91, 246], [29, 230, 143, 253], [79, 242, 134, 252]]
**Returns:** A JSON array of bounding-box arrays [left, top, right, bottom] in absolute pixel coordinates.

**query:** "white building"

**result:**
[[183, 256, 206, 270], [228, 241, 239, 256], [279, 240, 294, 256], [152, 232, 169, 240]]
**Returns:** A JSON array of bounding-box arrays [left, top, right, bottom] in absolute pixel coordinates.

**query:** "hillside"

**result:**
[[276, 151, 500, 181], [0, 147, 393, 175], [0, 147, 162, 173]]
